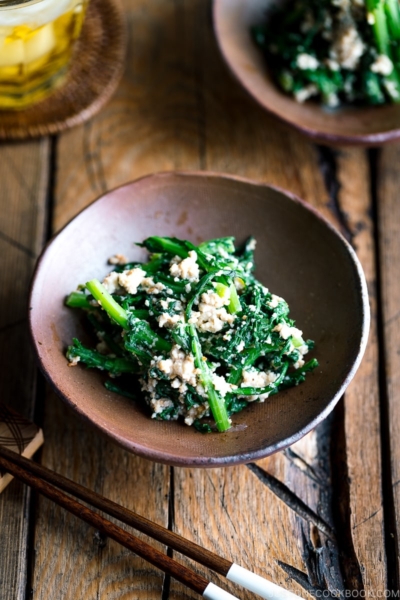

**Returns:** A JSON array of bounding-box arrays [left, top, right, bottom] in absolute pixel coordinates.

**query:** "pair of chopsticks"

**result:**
[[0, 445, 302, 600]]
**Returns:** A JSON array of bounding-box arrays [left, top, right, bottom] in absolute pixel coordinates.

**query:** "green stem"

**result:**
[[385, 0, 400, 39], [67, 339, 138, 374], [86, 279, 128, 328], [189, 324, 231, 432], [65, 291, 92, 309]]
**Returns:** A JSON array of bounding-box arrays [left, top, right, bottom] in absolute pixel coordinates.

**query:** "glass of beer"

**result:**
[[0, 0, 89, 109]]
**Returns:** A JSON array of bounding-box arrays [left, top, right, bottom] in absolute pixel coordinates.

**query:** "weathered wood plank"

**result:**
[[335, 148, 386, 592], [0, 139, 50, 600], [377, 144, 400, 583]]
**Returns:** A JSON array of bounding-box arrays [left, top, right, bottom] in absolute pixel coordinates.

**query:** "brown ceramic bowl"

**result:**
[[213, 0, 400, 146], [29, 172, 369, 467]]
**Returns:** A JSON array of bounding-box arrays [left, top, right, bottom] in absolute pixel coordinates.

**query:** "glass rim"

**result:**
[[0, 0, 45, 8]]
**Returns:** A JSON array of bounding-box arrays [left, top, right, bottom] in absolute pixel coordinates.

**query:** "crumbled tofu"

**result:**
[[118, 267, 146, 294], [297, 53, 319, 70], [236, 340, 245, 352], [211, 374, 233, 398], [297, 343, 309, 356], [201, 290, 229, 309], [189, 297, 236, 333], [68, 356, 80, 367], [108, 253, 128, 265], [158, 313, 184, 329], [184, 402, 210, 426], [325, 58, 340, 71], [247, 238, 257, 251], [294, 84, 318, 103], [267, 294, 283, 309], [331, 25, 364, 70], [273, 323, 303, 340], [157, 345, 199, 386], [149, 397, 175, 418], [240, 368, 277, 401], [294, 359, 305, 369], [169, 251, 200, 282], [102, 271, 122, 294], [370, 55, 393, 76], [141, 277, 165, 294]]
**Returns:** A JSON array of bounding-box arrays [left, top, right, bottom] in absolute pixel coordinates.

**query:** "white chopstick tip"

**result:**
[[203, 582, 240, 600], [226, 563, 304, 600]]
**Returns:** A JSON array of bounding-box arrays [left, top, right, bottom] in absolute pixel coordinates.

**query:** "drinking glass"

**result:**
[[0, 0, 89, 109]]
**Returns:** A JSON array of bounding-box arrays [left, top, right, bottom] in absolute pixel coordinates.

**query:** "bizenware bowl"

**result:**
[[29, 172, 369, 466], [213, 0, 400, 146]]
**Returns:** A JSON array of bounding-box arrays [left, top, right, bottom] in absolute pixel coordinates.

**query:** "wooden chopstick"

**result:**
[[0, 451, 238, 600], [0, 445, 302, 600]]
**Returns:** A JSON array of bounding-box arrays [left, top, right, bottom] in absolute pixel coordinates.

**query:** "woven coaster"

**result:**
[[0, 0, 126, 140], [0, 404, 44, 494]]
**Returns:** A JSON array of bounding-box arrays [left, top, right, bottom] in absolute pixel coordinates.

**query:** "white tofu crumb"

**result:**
[[184, 402, 210, 426], [325, 58, 340, 71], [150, 397, 175, 418], [240, 368, 277, 401], [158, 313, 184, 329], [169, 251, 200, 282], [157, 345, 199, 386], [384, 79, 400, 99], [211, 374, 233, 398], [297, 53, 319, 70], [248, 305, 257, 312], [68, 356, 80, 367], [102, 271, 122, 294], [247, 238, 257, 251], [294, 84, 318, 103], [201, 290, 229, 308], [236, 341, 245, 352], [189, 293, 236, 333], [367, 12, 375, 24], [297, 344, 309, 356], [108, 253, 128, 265], [370, 55, 393, 76], [294, 359, 305, 370], [273, 323, 303, 341], [141, 277, 165, 294], [118, 268, 146, 294], [331, 25, 364, 70], [267, 294, 283, 309]]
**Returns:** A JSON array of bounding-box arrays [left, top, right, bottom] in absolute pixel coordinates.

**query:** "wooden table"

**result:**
[[1, 1, 399, 597]]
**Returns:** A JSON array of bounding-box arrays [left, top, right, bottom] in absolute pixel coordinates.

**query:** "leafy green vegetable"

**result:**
[[253, 0, 400, 107], [65, 235, 318, 432]]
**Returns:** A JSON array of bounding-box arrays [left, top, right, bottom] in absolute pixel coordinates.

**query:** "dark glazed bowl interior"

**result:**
[[213, 0, 400, 145], [29, 172, 369, 466]]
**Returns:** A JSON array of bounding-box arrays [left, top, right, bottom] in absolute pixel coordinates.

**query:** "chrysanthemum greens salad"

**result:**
[[253, 0, 400, 107], [66, 236, 318, 433]]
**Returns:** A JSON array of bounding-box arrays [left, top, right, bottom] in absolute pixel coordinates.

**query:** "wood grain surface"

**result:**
[[377, 145, 400, 584], [0, 0, 398, 598], [0, 139, 49, 599]]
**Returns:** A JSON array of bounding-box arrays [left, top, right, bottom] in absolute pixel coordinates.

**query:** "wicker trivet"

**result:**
[[0, 0, 126, 140]]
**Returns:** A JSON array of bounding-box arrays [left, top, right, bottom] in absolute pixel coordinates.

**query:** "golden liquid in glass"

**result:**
[[0, 0, 88, 109]]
